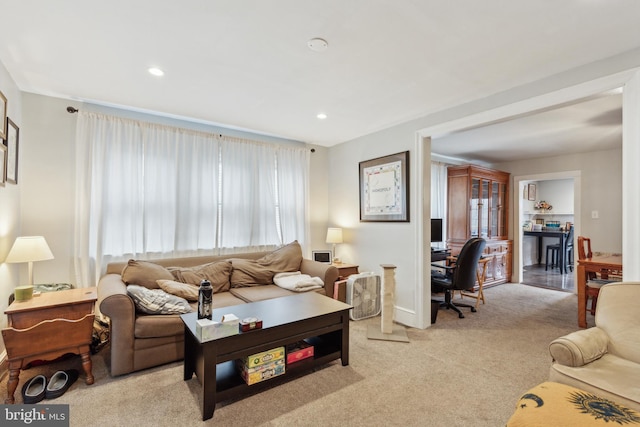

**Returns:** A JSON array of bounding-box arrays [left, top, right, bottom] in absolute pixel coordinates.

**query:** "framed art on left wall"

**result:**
[[4, 117, 19, 184], [0, 143, 7, 187], [0, 90, 6, 140]]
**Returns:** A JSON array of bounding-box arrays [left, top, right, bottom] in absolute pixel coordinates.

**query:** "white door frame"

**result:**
[[414, 68, 640, 329]]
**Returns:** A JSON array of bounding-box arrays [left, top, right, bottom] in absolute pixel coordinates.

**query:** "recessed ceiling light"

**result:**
[[307, 38, 328, 52], [317, 113, 327, 120], [148, 67, 164, 77]]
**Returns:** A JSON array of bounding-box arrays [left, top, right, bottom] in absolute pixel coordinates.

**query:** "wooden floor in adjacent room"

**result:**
[[522, 263, 575, 293]]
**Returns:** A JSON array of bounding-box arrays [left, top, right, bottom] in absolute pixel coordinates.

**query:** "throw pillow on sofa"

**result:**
[[127, 285, 193, 314], [122, 260, 174, 289], [156, 280, 199, 301], [256, 240, 303, 271], [167, 261, 232, 293], [229, 240, 303, 287]]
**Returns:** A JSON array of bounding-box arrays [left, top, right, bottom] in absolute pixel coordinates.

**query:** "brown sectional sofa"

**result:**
[[97, 243, 339, 376]]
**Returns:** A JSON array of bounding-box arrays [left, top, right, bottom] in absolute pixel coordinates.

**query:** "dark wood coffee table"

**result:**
[[181, 292, 351, 420]]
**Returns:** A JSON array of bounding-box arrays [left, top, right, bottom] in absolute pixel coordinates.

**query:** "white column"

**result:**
[[622, 70, 640, 281]]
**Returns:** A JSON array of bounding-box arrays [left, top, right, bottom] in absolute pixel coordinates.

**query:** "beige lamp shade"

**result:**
[[5, 236, 54, 287], [325, 228, 343, 244]]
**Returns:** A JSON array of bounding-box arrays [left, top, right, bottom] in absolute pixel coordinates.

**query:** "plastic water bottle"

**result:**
[[198, 280, 213, 320]]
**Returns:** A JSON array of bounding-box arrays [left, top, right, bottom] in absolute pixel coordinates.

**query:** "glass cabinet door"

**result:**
[[491, 182, 499, 237], [480, 179, 489, 238], [470, 178, 490, 238], [470, 178, 480, 237], [490, 181, 507, 238]]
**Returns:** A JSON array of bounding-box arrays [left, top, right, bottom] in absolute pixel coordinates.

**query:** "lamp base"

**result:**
[[14, 285, 34, 302]]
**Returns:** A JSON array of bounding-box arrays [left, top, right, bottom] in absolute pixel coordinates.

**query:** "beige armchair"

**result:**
[[548, 282, 640, 411]]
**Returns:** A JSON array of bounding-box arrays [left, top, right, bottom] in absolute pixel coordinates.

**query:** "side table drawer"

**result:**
[[335, 265, 359, 279], [9, 301, 95, 329], [2, 314, 95, 361]]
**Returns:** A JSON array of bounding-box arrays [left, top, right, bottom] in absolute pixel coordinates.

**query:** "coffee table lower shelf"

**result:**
[[215, 338, 341, 400], [181, 293, 351, 421]]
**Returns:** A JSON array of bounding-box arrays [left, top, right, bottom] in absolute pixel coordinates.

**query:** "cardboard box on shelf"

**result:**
[[286, 341, 314, 365], [239, 346, 285, 369], [237, 359, 286, 385]]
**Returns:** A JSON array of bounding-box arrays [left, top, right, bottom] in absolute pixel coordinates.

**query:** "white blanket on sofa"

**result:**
[[274, 271, 324, 292]]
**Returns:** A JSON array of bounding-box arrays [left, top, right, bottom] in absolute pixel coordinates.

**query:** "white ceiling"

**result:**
[[432, 92, 623, 164], [1, 1, 639, 159]]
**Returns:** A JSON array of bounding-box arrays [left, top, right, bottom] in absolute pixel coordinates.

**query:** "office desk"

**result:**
[[523, 230, 571, 273], [431, 249, 451, 262], [577, 255, 622, 328]]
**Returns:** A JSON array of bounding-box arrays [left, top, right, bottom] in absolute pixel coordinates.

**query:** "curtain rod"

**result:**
[[66, 105, 314, 152]]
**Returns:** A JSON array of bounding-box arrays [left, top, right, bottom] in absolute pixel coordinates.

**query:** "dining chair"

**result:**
[[577, 236, 614, 315], [545, 226, 573, 273]]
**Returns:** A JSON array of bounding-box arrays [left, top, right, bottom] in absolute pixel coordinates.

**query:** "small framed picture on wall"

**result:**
[[527, 184, 536, 201], [5, 117, 19, 184], [0, 90, 7, 140], [0, 143, 7, 187]]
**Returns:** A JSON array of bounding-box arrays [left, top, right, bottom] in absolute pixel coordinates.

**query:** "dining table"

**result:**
[[523, 229, 572, 274], [576, 254, 623, 328]]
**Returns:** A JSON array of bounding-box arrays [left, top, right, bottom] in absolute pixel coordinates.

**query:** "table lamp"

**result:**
[[5, 236, 54, 301], [325, 227, 343, 264]]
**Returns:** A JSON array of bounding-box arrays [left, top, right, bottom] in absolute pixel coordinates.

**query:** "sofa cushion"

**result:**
[[256, 240, 303, 272], [134, 314, 186, 338], [211, 292, 247, 309], [230, 285, 298, 303], [167, 261, 232, 293], [228, 258, 276, 287], [156, 280, 199, 302], [122, 260, 174, 289], [127, 285, 193, 315], [229, 241, 303, 287]]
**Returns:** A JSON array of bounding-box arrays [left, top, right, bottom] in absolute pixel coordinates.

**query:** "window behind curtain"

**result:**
[[74, 112, 309, 286]]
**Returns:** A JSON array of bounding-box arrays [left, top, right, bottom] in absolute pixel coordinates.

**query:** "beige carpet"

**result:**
[[1, 284, 590, 426]]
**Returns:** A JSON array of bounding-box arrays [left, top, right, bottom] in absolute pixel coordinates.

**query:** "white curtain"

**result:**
[[431, 161, 448, 240], [74, 112, 309, 286]]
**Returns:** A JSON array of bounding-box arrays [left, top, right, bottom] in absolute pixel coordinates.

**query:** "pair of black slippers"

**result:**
[[21, 369, 79, 404]]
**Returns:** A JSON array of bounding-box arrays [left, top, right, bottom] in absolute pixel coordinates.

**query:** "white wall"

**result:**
[[536, 179, 575, 214], [0, 62, 22, 345], [496, 148, 622, 254], [328, 49, 640, 329], [328, 122, 419, 326]]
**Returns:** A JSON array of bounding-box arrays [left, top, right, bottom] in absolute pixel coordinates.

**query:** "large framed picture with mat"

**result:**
[[359, 151, 409, 222]]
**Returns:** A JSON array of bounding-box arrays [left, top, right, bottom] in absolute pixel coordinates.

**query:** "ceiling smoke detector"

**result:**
[[307, 38, 328, 52]]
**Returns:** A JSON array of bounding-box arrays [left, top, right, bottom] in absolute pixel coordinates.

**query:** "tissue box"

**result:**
[[238, 359, 285, 385], [196, 314, 240, 341]]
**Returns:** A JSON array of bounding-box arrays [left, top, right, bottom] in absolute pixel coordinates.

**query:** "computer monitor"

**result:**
[[431, 218, 443, 243]]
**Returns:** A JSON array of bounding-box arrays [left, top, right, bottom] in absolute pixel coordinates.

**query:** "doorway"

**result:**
[[514, 172, 581, 294]]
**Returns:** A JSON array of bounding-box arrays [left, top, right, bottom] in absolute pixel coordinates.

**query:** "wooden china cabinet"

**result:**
[[447, 164, 512, 287]]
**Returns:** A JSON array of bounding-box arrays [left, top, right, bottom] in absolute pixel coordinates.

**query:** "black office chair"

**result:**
[[431, 237, 486, 318]]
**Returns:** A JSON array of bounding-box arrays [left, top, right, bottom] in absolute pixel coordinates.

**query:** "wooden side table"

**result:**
[[332, 264, 359, 303], [332, 263, 359, 279], [2, 287, 97, 404]]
